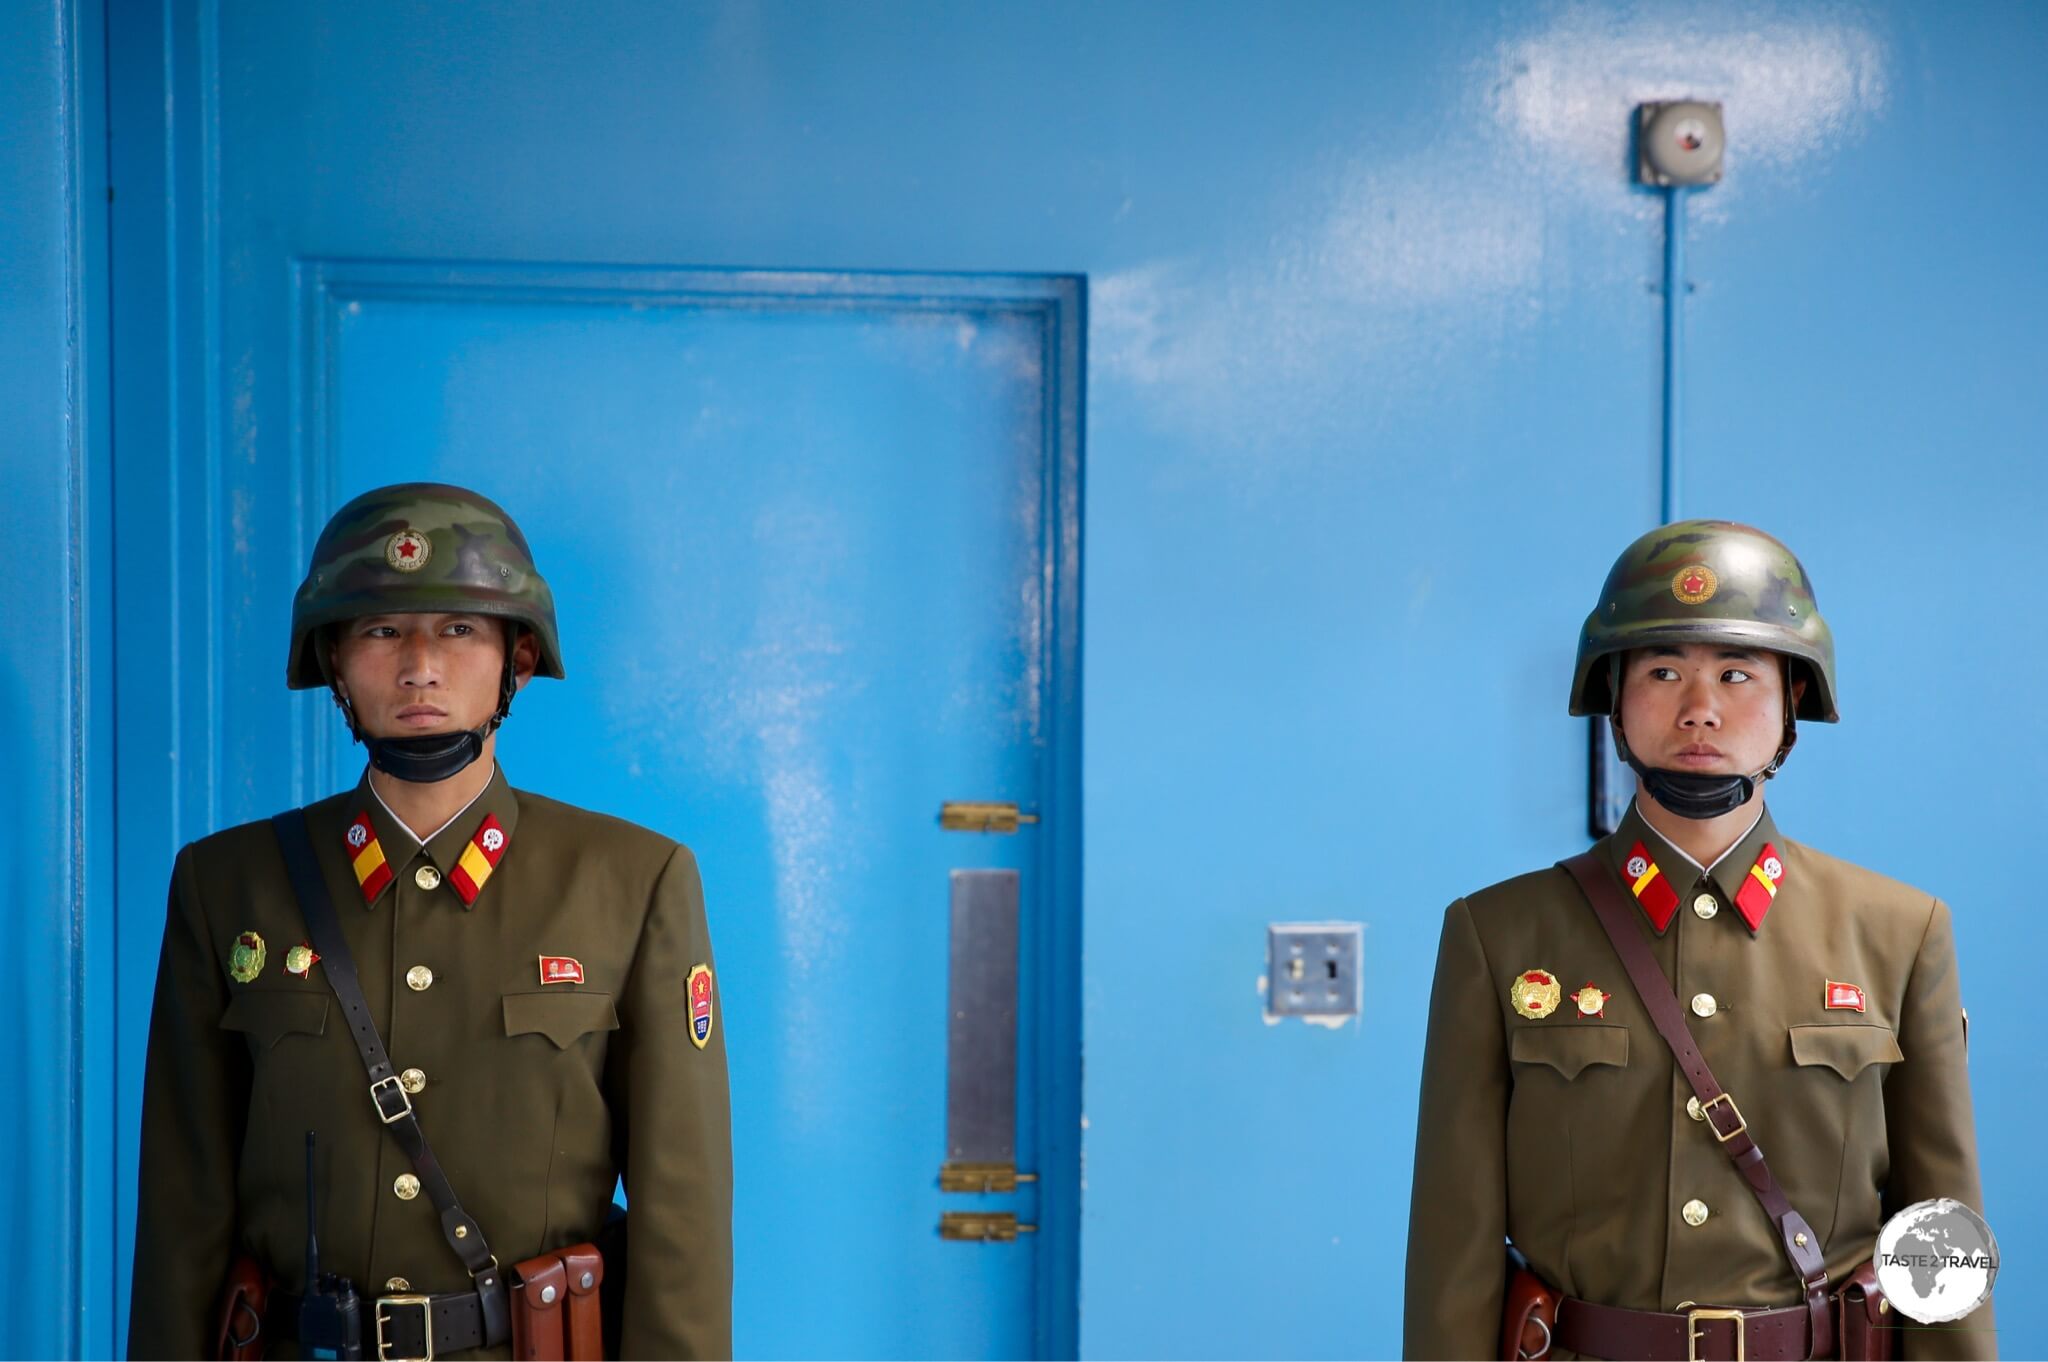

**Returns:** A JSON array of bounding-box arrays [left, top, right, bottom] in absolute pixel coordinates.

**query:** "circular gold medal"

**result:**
[[1510, 968, 1561, 1020], [1671, 564, 1718, 605]]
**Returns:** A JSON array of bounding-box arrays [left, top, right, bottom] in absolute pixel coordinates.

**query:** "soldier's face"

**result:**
[[330, 613, 538, 737], [1616, 644, 1804, 777]]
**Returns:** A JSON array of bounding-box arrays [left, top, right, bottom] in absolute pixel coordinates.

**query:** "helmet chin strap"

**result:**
[[1610, 656, 1799, 822], [332, 651, 519, 785]]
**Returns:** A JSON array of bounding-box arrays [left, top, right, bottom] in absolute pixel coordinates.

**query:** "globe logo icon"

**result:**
[[1874, 1198, 1998, 1324]]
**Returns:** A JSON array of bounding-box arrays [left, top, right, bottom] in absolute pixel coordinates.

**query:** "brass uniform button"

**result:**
[[394, 1174, 421, 1201], [406, 965, 434, 992], [400, 1067, 427, 1094], [384, 1277, 411, 1293], [1690, 992, 1717, 1018], [1681, 1198, 1710, 1227], [1686, 1096, 1706, 1121], [1692, 893, 1718, 920], [415, 865, 442, 891]]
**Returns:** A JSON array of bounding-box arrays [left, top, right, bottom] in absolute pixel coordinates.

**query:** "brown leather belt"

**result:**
[[1556, 1296, 1818, 1361]]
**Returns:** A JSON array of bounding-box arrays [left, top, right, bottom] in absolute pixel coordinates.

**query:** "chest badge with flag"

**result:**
[[688, 964, 716, 1047], [1734, 843, 1786, 931], [539, 955, 584, 985], [449, 813, 510, 905], [1825, 979, 1867, 1012], [1622, 842, 1680, 931], [345, 812, 393, 905]]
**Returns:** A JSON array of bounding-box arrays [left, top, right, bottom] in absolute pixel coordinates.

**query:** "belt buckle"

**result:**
[[1699, 1092, 1747, 1144], [370, 1074, 414, 1125], [375, 1293, 434, 1362], [1686, 1306, 1744, 1362]]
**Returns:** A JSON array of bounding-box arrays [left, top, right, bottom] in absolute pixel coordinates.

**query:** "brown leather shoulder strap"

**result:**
[[1558, 851, 1835, 1360]]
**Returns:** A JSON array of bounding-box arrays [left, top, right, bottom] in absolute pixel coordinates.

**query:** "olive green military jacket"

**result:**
[[1403, 802, 1994, 1360], [129, 765, 732, 1360]]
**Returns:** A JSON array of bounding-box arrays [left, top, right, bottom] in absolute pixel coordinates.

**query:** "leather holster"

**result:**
[[1501, 1250, 1560, 1361], [213, 1254, 273, 1362], [1837, 1259, 1897, 1362], [510, 1242, 607, 1361]]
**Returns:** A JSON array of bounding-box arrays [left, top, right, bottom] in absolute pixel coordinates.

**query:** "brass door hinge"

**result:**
[[940, 1161, 1038, 1194], [939, 1211, 1037, 1242], [939, 801, 1039, 834]]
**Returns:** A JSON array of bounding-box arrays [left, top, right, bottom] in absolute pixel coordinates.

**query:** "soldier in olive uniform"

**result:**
[[1403, 522, 1994, 1361], [129, 484, 732, 1359]]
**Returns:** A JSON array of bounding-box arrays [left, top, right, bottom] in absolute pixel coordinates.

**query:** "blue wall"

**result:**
[[17, 0, 2047, 1356], [0, 0, 113, 1356]]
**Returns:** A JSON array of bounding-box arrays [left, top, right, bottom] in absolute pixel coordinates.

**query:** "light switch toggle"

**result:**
[[1267, 923, 1363, 1020]]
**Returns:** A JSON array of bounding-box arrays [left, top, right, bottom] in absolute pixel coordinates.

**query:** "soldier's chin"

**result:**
[[370, 719, 471, 739]]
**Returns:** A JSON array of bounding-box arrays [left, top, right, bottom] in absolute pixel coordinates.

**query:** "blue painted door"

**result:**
[[323, 270, 1079, 1356], [136, 258, 1079, 1354]]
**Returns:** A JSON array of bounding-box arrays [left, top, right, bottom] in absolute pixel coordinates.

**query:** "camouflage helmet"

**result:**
[[1569, 520, 1837, 722], [287, 483, 565, 689]]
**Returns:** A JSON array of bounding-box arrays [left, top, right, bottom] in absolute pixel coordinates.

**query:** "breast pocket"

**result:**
[[503, 992, 620, 1050], [218, 991, 330, 1052], [1788, 1023, 1902, 1081], [1510, 1023, 1630, 1079]]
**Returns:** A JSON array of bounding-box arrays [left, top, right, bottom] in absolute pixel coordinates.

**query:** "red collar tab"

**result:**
[[1734, 842, 1785, 932], [344, 812, 393, 905], [448, 812, 510, 906], [1621, 840, 1680, 932]]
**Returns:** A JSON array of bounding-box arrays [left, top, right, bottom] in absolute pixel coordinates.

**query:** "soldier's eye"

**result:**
[[445, 623, 473, 636], [1723, 669, 1752, 683], [1649, 666, 1679, 681]]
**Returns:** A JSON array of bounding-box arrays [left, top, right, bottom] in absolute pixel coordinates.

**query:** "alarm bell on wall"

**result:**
[[1637, 100, 1725, 186]]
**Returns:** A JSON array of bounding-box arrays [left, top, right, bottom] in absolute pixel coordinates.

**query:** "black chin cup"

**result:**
[[1612, 724, 1783, 822], [363, 728, 488, 783], [1633, 763, 1757, 821]]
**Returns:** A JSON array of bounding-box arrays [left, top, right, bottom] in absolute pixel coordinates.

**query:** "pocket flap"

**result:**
[[1789, 1023, 1902, 1080], [218, 991, 330, 1047], [1510, 1024, 1629, 1079], [503, 992, 620, 1049]]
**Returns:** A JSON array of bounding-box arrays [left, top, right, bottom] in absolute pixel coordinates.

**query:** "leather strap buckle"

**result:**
[[1700, 1092, 1747, 1143], [375, 1293, 434, 1362], [1686, 1306, 1745, 1362], [370, 1073, 414, 1125]]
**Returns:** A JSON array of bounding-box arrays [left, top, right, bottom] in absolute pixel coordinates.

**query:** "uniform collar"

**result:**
[[1596, 798, 1787, 937], [345, 763, 521, 911]]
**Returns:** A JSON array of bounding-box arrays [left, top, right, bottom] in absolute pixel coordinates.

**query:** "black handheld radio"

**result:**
[[297, 1130, 364, 1360]]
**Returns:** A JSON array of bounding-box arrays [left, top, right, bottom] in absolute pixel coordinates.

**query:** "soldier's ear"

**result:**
[[510, 625, 540, 691]]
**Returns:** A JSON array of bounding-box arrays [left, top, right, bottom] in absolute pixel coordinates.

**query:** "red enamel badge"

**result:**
[[1825, 979, 1866, 1012], [539, 955, 584, 985]]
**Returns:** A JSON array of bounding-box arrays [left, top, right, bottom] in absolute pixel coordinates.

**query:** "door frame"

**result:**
[[285, 258, 1088, 1354]]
